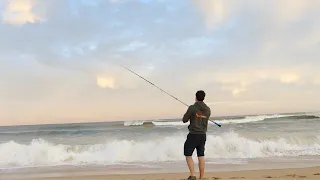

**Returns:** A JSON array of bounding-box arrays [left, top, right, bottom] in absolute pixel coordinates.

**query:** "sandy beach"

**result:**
[[1, 166, 317, 180]]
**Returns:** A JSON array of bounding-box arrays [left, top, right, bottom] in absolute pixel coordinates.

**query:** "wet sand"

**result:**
[[13, 166, 320, 180]]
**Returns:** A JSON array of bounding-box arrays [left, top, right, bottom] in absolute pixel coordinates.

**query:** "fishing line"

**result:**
[[120, 64, 221, 127]]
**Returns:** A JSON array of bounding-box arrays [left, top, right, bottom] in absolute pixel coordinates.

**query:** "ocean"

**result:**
[[1, 112, 320, 176]]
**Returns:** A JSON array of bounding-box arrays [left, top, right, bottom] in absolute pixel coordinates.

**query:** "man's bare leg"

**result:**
[[198, 156, 205, 179], [186, 156, 195, 177]]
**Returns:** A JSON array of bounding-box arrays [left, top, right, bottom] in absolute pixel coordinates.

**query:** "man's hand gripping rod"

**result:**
[[120, 65, 221, 127]]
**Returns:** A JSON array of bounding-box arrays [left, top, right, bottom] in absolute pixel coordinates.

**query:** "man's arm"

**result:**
[[182, 106, 192, 123], [208, 108, 211, 120]]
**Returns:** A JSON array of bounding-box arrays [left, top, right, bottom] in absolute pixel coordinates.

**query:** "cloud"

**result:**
[[183, 0, 320, 97], [117, 41, 148, 52], [96, 76, 116, 89], [1, 0, 45, 26], [192, 0, 227, 30], [192, 0, 320, 31], [280, 73, 300, 84], [314, 77, 320, 85], [188, 66, 308, 96]]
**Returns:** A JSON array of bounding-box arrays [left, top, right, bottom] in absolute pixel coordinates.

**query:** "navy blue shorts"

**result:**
[[184, 133, 206, 157]]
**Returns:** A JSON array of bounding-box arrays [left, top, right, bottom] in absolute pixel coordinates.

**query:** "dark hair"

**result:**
[[196, 90, 206, 101]]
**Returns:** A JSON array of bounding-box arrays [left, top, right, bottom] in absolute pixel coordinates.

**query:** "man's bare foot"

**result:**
[[187, 175, 196, 180]]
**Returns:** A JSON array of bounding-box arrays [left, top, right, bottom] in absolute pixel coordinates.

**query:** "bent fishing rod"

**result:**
[[120, 65, 221, 127]]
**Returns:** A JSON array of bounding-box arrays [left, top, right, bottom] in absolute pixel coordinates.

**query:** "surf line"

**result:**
[[120, 64, 221, 128]]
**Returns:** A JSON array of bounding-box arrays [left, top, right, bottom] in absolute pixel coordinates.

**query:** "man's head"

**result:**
[[195, 90, 206, 101]]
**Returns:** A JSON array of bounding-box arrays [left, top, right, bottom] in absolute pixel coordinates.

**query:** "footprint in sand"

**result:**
[[229, 177, 245, 179], [263, 175, 277, 178], [192, 178, 220, 180], [314, 173, 320, 175], [285, 174, 306, 178]]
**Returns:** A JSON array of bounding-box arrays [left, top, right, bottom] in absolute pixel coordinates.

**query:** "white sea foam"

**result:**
[[217, 114, 291, 124], [123, 120, 145, 126], [1, 132, 319, 169], [152, 121, 186, 126]]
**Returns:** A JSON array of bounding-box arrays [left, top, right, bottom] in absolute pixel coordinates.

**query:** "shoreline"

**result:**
[[7, 166, 320, 180], [1, 165, 320, 180]]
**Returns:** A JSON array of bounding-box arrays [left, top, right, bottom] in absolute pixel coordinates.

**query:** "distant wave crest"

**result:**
[[123, 114, 319, 127]]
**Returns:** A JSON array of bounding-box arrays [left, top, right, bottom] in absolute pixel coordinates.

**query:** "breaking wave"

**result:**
[[1, 132, 320, 169]]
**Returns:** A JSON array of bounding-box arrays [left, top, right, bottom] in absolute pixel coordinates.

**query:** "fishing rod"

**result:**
[[120, 65, 221, 127]]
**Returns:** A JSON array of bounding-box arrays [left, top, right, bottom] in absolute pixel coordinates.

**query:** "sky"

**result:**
[[0, 0, 319, 126]]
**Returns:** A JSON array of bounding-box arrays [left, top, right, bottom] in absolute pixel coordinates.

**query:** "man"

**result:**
[[182, 90, 211, 180]]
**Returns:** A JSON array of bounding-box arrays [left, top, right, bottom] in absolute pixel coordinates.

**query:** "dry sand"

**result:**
[[21, 166, 320, 180]]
